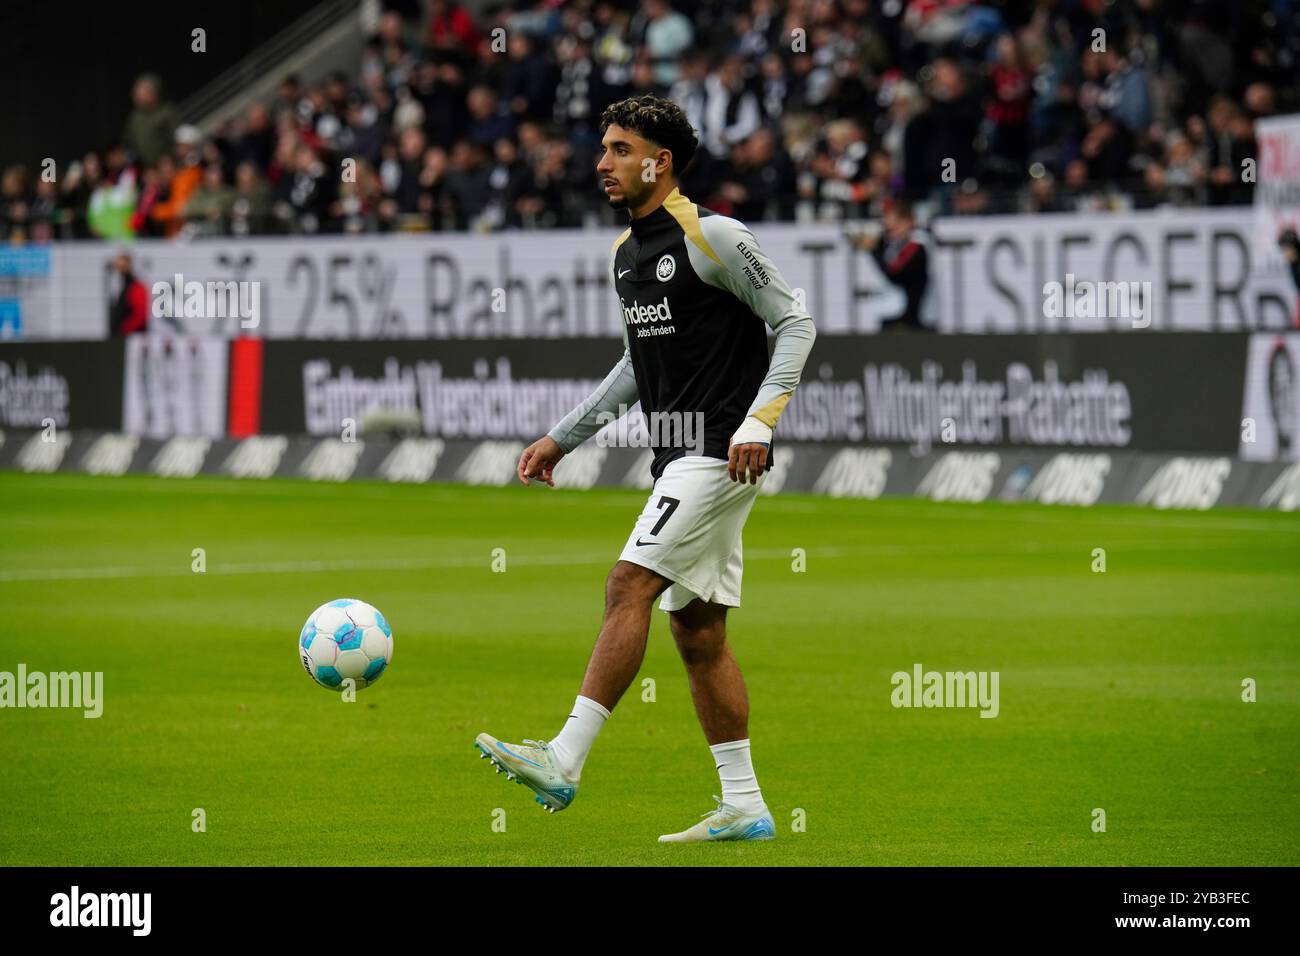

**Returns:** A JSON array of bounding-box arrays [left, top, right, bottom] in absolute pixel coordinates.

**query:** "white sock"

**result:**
[[548, 695, 610, 780], [710, 738, 766, 814]]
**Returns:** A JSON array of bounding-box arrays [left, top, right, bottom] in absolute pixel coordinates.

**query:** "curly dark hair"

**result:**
[[599, 94, 699, 177]]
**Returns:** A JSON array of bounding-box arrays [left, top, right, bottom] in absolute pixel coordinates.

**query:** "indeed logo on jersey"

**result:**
[[620, 296, 673, 325]]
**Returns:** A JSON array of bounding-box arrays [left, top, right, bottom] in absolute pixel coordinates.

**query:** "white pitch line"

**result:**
[[0, 554, 612, 583], [19, 474, 1300, 530], [0, 538, 1287, 584]]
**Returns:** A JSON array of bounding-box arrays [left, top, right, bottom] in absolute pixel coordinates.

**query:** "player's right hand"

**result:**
[[517, 436, 565, 487]]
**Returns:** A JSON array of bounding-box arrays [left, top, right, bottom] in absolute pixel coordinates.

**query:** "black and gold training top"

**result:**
[[548, 186, 817, 481]]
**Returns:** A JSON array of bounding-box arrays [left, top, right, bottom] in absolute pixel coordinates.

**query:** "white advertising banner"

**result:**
[[929, 208, 1295, 333], [1254, 113, 1300, 268], [43, 208, 1297, 339], [51, 229, 899, 340]]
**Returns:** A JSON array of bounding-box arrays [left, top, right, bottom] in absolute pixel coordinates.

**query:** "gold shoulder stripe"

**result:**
[[752, 393, 792, 428], [663, 187, 722, 265], [612, 227, 631, 253]]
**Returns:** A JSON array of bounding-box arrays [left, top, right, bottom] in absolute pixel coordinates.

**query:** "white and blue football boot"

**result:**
[[474, 733, 578, 813], [658, 796, 776, 843]]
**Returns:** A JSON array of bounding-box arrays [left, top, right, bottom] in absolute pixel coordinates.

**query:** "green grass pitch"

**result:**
[[1, 470, 1297, 866]]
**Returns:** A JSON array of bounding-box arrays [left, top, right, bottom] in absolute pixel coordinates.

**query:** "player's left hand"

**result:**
[[727, 440, 768, 484]]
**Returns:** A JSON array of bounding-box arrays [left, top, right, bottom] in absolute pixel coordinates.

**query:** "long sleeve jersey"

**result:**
[[547, 186, 817, 480]]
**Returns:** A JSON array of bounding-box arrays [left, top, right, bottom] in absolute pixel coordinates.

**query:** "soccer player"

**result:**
[[475, 95, 816, 843]]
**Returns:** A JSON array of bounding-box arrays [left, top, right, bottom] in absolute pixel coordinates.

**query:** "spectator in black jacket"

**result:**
[[504, 33, 558, 122], [853, 198, 930, 332], [922, 58, 980, 211], [108, 252, 150, 337], [444, 139, 492, 229], [714, 127, 796, 221], [484, 136, 530, 229], [466, 85, 517, 148], [274, 143, 336, 233], [229, 102, 275, 172]]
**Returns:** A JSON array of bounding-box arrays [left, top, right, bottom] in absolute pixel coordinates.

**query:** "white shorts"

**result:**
[[617, 455, 766, 612]]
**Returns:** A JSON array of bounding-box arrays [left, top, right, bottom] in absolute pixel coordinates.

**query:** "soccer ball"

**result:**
[[299, 598, 393, 691]]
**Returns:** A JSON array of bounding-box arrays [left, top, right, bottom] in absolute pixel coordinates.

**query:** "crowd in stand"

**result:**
[[2, 0, 1297, 242]]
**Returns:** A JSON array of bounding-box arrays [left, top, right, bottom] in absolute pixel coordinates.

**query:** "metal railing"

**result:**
[[179, 0, 360, 129]]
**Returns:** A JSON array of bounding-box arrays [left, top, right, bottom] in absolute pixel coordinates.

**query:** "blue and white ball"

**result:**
[[299, 598, 393, 691]]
